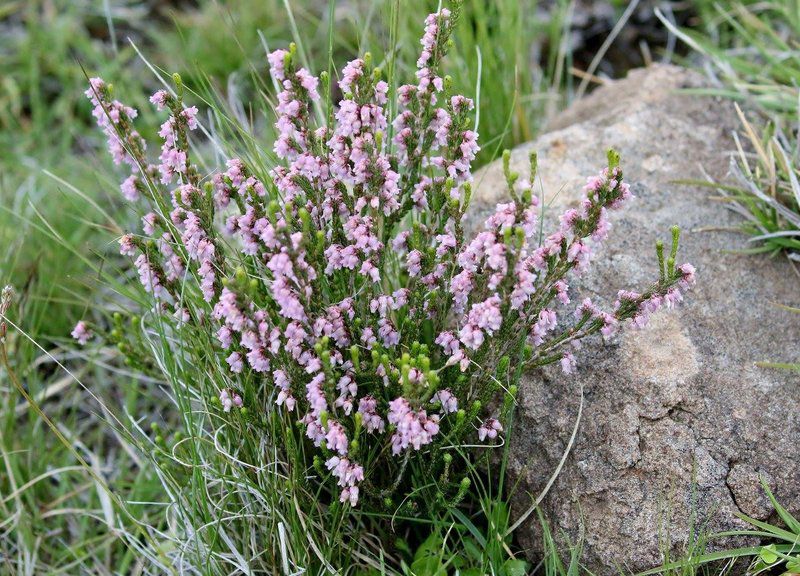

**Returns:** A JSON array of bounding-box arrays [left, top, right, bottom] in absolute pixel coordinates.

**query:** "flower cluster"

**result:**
[[76, 8, 695, 512]]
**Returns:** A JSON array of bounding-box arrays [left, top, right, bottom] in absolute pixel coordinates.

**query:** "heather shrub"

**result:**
[[72, 5, 695, 569]]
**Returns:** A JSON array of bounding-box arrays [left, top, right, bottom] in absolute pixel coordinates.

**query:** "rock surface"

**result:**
[[469, 65, 800, 573]]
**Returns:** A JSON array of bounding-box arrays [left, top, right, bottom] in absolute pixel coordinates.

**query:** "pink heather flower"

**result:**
[[71, 321, 92, 345], [219, 389, 243, 412], [631, 312, 651, 329], [121, 175, 140, 201], [406, 250, 423, 276], [435, 331, 459, 356], [560, 351, 577, 374], [358, 396, 385, 433], [226, 352, 244, 373], [478, 418, 503, 442], [387, 397, 440, 454], [663, 287, 683, 309], [142, 212, 158, 236], [340, 486, 359, 506], [216, 326, 233, 348], [567, 240, 592, 272], [467, 295, 502, 334], [325, 421, 349, 455], [679, 263, 696, 288], [577, 297, 600, 319], [600, 313, 618, 339], [150, 90, 169, 110], [326, 455, 364, 506], [273, 369, 296, 411], [431, 389, 458, 414], [305, 373, 327, 416], [119, 234, 137, 256], [450, 270, 473, 314], [615, 290, 641, 309], [303, 414, 326, 446], [182, 106, 199, 130], [267, 49, 289, 80], [531, 309, 557, 345], [134, 254, 166, 299], [459, 323, 484, 351]]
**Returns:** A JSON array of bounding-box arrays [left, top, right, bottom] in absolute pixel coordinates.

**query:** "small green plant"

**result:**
[[661, 1, 800, 263], [641, 480, 800, 576]]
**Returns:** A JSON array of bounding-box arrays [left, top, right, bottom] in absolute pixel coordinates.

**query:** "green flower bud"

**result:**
[[515, 226, 526, 248], [420, 356, 430, 372], [503, 226, 513, 245], [427, 370, 439, 387], [235, 266, 247, 284], [656, 240, 665, 281], [607, 149, 620, 170], [529, 151, 538, 183]]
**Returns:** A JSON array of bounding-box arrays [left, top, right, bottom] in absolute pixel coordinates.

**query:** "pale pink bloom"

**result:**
[[431, 389, 458, 414], [119, 234, 137, 256], [121, 175, 140, 201], [149, 90, 169, 110], [226, 352, 244, 373], [459, 323, 484, 351], [466, 295, 502, 334], [555, 280, 570, 305], [340, 486, 359, 506], [388, 397, 440, 454], [406, 249, 424, 277], [358, 396, 385, 433], [560, 351, 577, 374], [71, 321, 92, 345], [597, 313, 617, 339], [325, 421, 349, 455], [678, 263, 696, 288], [478, 418, 503, 441], [219, 389, 243, 412]]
